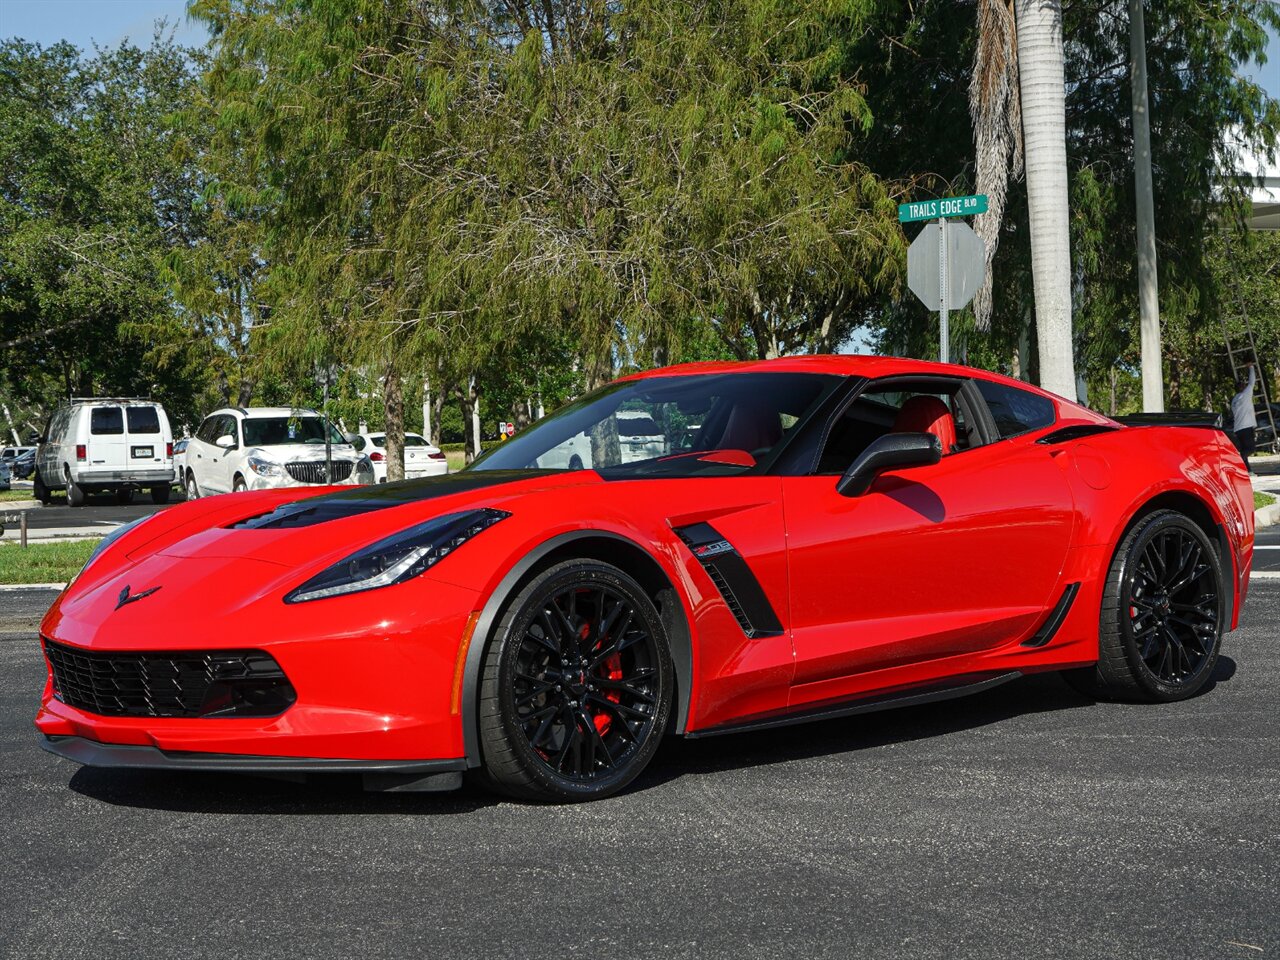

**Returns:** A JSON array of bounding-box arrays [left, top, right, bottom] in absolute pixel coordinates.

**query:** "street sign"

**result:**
[[907, 220, 986, 363], [898, 194, 988, 224]]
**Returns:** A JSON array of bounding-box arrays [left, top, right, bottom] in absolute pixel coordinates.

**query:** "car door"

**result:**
[[124, 405, 164, 478], [86, 405, 126, 478], [190, 414, 231, 494], [780, 377, 1077, 708]]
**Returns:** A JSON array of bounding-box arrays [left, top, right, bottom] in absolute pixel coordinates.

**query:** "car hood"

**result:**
[[248, 444, 359, 462], [65, 469, 593, 602]]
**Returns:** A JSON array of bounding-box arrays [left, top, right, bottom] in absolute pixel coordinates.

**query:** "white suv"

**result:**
[[34, 399, 175, 506], [184, 407, 373, 498]]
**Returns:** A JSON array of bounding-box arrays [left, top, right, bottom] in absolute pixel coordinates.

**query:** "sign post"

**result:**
[[902, 195, 988, 363]]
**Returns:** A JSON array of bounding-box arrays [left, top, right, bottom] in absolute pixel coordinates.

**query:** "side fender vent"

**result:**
[[674, 523, 784, 639], [1022, 583, 1081, 647]]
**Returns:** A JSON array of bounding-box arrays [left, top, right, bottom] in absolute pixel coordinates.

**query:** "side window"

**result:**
[[216, 416, 237, 444], [817, 387, 966, 475], [975, 380, 1056, 439], [196, 416, 218, 444], [126, 407, 161, 434], [90, 406, 124, 436]]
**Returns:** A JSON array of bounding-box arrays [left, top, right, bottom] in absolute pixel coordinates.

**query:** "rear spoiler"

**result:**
[[1113, 411, 1226, 430]]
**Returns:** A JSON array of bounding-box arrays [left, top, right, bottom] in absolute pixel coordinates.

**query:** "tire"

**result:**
[[1066, 510, 1223, 702], [66, 470, 86, 508], [478, 559, 673, 802], [567, 454, 584, 471], [115, 487, 134, 506], [150, 485, 170, 505], [185, 471, 200, 501], [233, 475, 247, 493], [33, 469, 52, 505]]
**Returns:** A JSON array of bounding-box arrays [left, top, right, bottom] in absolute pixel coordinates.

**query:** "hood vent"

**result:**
[[228, 469, 566, 530]]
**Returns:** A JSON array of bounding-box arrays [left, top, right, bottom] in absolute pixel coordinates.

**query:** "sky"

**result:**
[[0, 0, 210, 51], [1, 0, 1277, 92]]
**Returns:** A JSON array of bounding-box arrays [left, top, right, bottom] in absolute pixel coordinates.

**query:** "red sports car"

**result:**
[[36, 357, 1255, 802]]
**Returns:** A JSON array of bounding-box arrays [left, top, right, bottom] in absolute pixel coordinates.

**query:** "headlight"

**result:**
[[284, 508, 510, 603], [355, 455, 375, 484], [247, 454, 283, 478], [68, 514, 153, 588]]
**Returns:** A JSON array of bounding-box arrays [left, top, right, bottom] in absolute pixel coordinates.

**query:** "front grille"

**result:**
[[43, 639, 294, 718], [285, 460, 353, 484]]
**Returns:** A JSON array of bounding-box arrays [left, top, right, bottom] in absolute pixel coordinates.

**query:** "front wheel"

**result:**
[[33, 469, 52, 504], [478, 559, 673, 802], [115, 487, 134, 506], [1067, 510, 1224, 702], [185, 472, 200, 501], [150, 485, 170, 505]]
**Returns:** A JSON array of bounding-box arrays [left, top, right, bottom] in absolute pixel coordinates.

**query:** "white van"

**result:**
[[34, 399, 175, 506]]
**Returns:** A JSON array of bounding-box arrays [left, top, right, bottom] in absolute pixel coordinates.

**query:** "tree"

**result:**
[[0, 35, 210, 429]]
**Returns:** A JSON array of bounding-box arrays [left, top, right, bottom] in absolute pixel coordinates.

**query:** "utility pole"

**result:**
[[1130, 0, 1163, 412]]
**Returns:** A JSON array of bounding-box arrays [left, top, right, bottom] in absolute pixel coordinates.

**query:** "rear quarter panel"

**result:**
[[1058, 425, 1253, 629]]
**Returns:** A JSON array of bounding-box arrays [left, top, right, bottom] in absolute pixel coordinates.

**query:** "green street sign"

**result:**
[[898, 194, 988, 223]]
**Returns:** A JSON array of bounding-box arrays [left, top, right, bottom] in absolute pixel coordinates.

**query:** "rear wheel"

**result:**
[[65, 469, 85, 508], [185, 472, 200, 501], [478, 559, 672, 802], [150, 485, 170, 505], [1067, 510, 1223, 702]]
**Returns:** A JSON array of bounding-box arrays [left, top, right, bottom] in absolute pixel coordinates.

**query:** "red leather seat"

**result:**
[[718, 399, 782, 453], [891, 396, 957, 454]]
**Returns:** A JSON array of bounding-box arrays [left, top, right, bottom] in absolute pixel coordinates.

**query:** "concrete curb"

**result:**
[[1257, 503, 1280, 529], [0, 582, 66, 591], [0, 500, 41, 511]]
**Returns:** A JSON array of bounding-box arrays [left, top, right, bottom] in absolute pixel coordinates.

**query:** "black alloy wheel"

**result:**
[[1067, 510, 1223, 702], [1126, 524, 1219, 684], [479, 560, 672, 802]]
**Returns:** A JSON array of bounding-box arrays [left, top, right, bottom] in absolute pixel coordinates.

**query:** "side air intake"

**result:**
[[674, 523, 784, 639]]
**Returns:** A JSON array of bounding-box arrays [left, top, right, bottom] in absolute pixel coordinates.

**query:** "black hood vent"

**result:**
[[229, 470, 565, 530]]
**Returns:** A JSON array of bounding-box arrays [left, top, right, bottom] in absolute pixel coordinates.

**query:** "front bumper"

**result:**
[[36, 562, 484, 767]]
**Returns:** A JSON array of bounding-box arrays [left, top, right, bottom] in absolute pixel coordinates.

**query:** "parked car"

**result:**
[[10, 448, 35, 480], [1, 445, 35, 467], [37, 356, 1256, 803], [184, 407, 373, 498], [1252, 403, 1280, 449], [0, 459, 9, 491], [351, 431, 448, 482], [534, 408, 669, 470], [172, 438, 190, 492], [33, 399, 175, 507]]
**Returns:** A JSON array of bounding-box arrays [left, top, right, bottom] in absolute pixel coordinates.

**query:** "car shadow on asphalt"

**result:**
[[63, 659, 1237, 813], [637, 658, 1239, 791]]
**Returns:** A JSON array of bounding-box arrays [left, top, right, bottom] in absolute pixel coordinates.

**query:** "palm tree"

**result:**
[[970, 0, 1077, 399]]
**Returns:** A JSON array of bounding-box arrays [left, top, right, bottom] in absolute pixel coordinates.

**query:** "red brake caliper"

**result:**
[[593, 651, 623, 736]]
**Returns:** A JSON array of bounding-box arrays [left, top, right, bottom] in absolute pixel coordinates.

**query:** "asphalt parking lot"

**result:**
[[0, 583, 1276, 960]]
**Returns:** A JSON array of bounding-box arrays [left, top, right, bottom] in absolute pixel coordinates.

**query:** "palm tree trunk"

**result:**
[[1014, 0, 1076, 399]]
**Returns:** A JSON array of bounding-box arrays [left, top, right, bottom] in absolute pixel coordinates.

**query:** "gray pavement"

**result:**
[[0, 584, 1277, 960], [1255, 527, 1280, 573]]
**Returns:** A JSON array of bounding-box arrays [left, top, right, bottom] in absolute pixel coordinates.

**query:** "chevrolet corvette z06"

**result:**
[[36, 356, 1254, 802]]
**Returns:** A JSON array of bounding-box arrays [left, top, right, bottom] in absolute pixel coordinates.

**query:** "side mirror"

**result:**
[[837, 432, 941, 497], [215, 434, 237, 450]]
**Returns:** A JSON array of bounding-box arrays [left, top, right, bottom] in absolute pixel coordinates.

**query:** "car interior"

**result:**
[[815, 378, 988, 475]]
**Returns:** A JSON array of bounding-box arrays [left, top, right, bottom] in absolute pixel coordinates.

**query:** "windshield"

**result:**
[[243, 416, 345, 447], [470, 373, 840, 478]]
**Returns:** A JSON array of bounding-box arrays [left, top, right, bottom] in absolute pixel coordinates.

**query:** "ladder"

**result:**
[[1219, 229, 1278, 455], [1220, 315, 1278, 456]]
